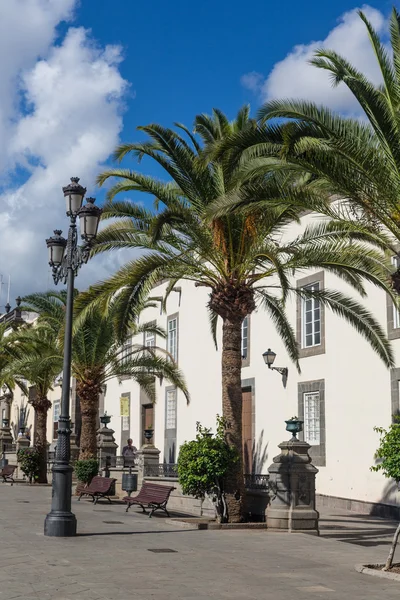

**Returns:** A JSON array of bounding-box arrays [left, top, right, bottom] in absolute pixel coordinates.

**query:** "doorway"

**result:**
[[242, 386, 254, 472]]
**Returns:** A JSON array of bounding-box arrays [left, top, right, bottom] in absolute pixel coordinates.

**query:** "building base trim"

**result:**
[[317, 493, 400, 520]]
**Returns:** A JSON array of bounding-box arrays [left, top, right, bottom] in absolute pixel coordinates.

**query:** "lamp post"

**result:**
[[44, 177, 102, 537]]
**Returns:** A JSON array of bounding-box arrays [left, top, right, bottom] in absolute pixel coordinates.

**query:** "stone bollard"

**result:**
[[96, 423, 118, 470], [136, 445, 161, 487], [266, 435, 319, 535]]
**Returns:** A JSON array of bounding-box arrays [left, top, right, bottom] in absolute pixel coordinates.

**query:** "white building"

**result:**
[[3, 212, 400, 515]]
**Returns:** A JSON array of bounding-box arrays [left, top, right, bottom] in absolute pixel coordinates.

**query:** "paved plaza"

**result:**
[[0, 485, 400, 599]]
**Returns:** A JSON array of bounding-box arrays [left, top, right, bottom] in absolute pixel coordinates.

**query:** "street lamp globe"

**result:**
[[78, 197, 102, 241], [46, 230, 67, 267], [62, 177, 86, 215], [262, 348, 276, 368]]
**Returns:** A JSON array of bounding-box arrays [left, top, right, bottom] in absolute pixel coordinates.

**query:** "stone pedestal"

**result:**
[[266, 437, 319, 534], [97, 425, 118, 469], [16, 435, 30, 451], [136, 445, 161, 486], [0, 428, 14, 450]]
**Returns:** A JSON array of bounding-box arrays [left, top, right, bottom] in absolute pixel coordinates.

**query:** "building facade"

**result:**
[[3, 212, 400, 511]]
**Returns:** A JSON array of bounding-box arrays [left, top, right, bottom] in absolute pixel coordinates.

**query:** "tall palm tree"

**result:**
[[7, 323, 62, 483], [76, 107, 394, 522], [22, 291, 189, 460], [72, 306, 188, 459], [226, 8, 400, 287], [0, 323, 22, 392]]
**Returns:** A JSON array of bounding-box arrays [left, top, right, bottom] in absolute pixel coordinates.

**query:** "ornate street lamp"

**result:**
[[262, 348, 288, 379], [44, 177, 102, 538]]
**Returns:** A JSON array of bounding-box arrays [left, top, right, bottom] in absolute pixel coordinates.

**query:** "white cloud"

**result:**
[[242, 5, 386, 114], [0, 0, 130, 307], [240, 71, 264, 93]]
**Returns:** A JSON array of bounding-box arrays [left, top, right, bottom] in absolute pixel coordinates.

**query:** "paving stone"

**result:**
[[0, 486, 400, 599]]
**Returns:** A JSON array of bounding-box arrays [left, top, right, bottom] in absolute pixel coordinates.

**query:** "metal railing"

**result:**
[[144, 463, 178, 478], [244, 473, 269, 490], [3, 443, 16, 453], [98, 455, 138, 471]]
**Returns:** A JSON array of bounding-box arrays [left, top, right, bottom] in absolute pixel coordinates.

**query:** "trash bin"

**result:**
[[122, 472, 138, 496]]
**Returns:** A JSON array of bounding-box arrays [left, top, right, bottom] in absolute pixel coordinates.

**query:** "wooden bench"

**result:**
[[77, 476, 116, 505], [123, 482, 175, 518], [0, 465, 16, 484]]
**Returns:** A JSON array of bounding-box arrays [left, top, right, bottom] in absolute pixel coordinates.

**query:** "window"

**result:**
[[241, 316, 248, 359], [167, 316, 178, 362], [53, 401, 60, 439], [392, 257, 400, 329], [166, 389, 177, 430], [303, 392, 320, 445], [19, 407, 26, 428], [145, 330, 155, 348], [120, 335, 132, 362], [2, 408, 5, 423], [302, 282, 321, 348], [164, 387, 177, 463], [298, 379, 325, 466]]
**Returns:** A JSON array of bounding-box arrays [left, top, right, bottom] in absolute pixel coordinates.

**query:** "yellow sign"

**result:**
[[120, 396, 129, 417]]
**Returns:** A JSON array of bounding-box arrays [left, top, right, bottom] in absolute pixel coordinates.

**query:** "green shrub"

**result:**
[[17, 447, 40, 483], [74, 459, 99, 484], [371, 418, 400, 482], [177, 416, 239, 522]]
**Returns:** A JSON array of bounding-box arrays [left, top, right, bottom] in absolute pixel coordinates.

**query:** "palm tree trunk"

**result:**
[[221, 315, 245, 523], [34, 400, 50, 484], [77, 384, 100, 460]]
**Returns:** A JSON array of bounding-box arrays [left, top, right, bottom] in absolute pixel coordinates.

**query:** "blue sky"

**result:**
[[0, 0, 393, 300], [77, 0, 387, 130]]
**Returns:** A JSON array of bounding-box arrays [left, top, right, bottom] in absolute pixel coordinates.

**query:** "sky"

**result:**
[[0, 0, 393, 307]]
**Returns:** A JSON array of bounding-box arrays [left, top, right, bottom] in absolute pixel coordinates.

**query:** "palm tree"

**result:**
[[230, 7, 400, 288], [73, 306, 188, 460], [7, 323, 62, 483], [75, 107, 394, 522], [22, 291, 189, 460], [0, 323, 21, 392]]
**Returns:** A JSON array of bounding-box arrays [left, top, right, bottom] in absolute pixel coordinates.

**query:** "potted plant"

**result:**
[[74, 458, 99, 493], [144, 425, 154, 443], [285, 416, 304, 438], [178, 417, 239, 523], [99, 412, 112, 428], [17, 447, 40, 484]]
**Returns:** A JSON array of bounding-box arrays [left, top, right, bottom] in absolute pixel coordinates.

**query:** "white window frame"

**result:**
[[120, 335, 132, 362], [241, 316, 248, 359], [301, 282, 321, 348], [167, 317, 178, 362], [303, 391, 320, 445], [145, 330, 155, 348], [53, 402, 60, 423], [166, 388, 177, 430], [392, 257, 400, 329]]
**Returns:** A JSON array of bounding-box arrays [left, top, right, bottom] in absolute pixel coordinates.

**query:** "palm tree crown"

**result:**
[[246, 7, 400, 291]]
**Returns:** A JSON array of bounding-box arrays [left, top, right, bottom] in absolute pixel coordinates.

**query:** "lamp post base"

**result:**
[[44, 461, 77, 537], [44, 511, 77, 537]]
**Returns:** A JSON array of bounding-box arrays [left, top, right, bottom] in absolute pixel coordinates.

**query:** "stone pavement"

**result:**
[[0, 485, 400, 599]]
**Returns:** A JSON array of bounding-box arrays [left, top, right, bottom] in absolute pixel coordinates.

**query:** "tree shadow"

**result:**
[[243, 429, 269, 474]]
